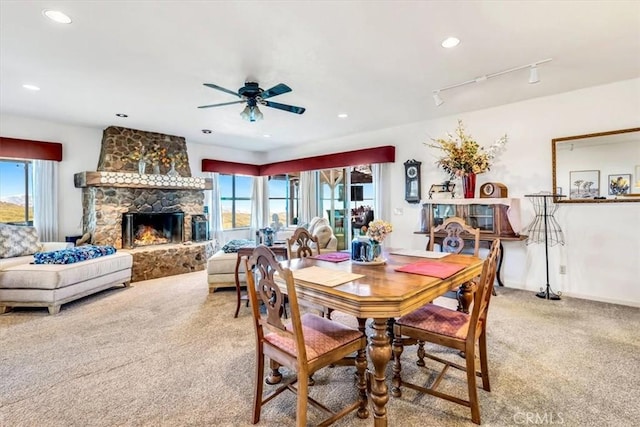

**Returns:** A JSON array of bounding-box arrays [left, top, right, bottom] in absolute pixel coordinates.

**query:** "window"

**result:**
[[0, 159, 33, 225], [219, 174, 252, 229], [268, 174, 298, 226]]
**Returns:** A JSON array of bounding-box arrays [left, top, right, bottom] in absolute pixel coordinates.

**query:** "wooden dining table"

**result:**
[[279, 249, 484, 427]]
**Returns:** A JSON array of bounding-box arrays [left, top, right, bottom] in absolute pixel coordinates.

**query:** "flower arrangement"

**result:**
[[426, 120, 508, 177], [363, 219, 393, 243]]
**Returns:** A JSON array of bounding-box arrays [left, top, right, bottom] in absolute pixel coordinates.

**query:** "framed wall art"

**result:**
[[608, 174, 631, 195], [569, 170, 600, 199]]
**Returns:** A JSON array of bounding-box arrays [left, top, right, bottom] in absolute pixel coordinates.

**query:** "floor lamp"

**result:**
[[525, 192, 565, 300]]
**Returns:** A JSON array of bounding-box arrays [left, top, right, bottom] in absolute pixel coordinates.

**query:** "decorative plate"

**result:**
[[352, 258, 387, 266]]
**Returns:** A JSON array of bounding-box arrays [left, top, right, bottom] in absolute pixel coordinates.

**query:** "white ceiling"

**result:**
[[1, 1, 639, 153]]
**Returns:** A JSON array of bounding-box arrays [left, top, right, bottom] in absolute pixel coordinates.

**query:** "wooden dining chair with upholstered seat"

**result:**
[[286, 227, 320, 259], [286, 227, 334, 320], [429, 216, 490, 309], [245, 245, 369, 426], [391, 239, 500, 425], [429, 216, 481, 257]]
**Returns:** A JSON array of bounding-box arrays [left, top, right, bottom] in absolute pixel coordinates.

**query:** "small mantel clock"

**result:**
[[480, 182, 508, 198], [404, 159, 422, 203]]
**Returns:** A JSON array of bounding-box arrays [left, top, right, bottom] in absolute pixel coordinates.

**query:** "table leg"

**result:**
[[456, 281, 474, 314], [234, 254, 242, 318], [496, 241, 505, 287], [369, 318, 391, 427]]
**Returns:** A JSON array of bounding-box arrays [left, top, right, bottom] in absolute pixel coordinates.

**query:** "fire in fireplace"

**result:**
[[122, 212, 184, 249]]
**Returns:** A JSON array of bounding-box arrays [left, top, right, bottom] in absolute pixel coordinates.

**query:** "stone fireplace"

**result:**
[[75, 126, 214, 281]]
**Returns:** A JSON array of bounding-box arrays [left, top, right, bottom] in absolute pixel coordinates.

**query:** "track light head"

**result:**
[[528, 65, 540, 84], [433, 91, 444, 107]]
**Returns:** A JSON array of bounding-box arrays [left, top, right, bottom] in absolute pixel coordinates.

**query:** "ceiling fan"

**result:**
[[198, 81, 306, 122]]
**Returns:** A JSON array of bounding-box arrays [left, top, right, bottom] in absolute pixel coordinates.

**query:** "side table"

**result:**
[[234, 244, 289, 318]]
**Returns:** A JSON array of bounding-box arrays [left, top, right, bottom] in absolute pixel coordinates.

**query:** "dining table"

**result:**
[[277, 249, 484, 427]]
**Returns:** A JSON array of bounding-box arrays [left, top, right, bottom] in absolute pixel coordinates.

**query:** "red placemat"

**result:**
[[311, 252, 351, 263], [395, 260, 466, 279]]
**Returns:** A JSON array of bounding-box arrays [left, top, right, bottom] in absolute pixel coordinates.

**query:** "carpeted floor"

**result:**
[[1, 271, 639, 427]]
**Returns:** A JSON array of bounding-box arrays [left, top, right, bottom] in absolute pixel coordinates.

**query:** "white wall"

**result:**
[[2, 79, 639, 306]]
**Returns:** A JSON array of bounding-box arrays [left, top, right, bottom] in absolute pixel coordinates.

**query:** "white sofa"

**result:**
[[275, 217, 338, 252], [0, 225, 133, 315]]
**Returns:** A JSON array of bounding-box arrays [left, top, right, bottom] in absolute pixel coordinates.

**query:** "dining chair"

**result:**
[[429, 216, 481, 257], [245, 245, 369, 426], [429, 216, 489, 309], [287, 227, 320, 259], [391, 239, 500, 425]]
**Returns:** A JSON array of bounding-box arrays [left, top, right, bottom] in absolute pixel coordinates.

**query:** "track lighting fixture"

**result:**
[[432, 91, 444, 107], [528, 65, 539, 84], [432, 58, 552, 106]]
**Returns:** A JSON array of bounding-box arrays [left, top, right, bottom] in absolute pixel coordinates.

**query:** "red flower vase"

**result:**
[[462, 172, 476, 198]]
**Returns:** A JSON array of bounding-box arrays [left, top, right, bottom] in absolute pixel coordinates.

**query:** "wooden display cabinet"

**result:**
[[420, 199, 520, 238], [418, 198, 526, 288]]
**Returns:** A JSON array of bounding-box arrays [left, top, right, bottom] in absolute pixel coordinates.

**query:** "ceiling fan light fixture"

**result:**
[[240, 105, 264, 122]]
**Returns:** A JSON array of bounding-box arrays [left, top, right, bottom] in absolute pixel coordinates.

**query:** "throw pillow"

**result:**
[[221, 239, 254, 253], [0, 224, 41, 258], [33, 245, 117, 265]]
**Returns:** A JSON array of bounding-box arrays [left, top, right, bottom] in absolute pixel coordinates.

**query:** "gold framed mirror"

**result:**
[[552, 127, 640, 203]]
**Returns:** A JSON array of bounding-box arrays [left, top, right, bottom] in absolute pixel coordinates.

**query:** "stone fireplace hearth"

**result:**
[[75, 126, 214, 282]]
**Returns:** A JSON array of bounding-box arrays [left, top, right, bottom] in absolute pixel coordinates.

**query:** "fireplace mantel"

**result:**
[[74, 171, 212, 190]]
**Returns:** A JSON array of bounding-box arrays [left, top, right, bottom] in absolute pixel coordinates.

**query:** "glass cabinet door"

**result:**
[[467, 204, 495, 232], [432, 204, 456, 227]]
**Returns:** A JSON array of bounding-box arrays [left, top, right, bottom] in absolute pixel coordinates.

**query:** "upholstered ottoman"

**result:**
[[0, 251, 133, 315], [206, 250, 246, 292]]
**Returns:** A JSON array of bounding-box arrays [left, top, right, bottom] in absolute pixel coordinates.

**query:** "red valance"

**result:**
[[0, 137, 63, 161], [202, 145, 395, 176]]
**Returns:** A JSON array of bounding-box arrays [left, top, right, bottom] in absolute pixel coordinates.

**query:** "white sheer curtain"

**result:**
[[250, 176, 269, 240], [299, 170, 317, 224], [372, 163, 390, 222], [33, 160, 59, 241], [207, 172, 224, 248]]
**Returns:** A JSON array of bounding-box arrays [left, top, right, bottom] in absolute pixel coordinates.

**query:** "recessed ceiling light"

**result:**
[[115, 113, 128, 118], [42, 10, 72, 24], [441, 37, 460, 48], [337, 113, 348, 118], [263, 134, 271, 138], [22, 84, 40, 91], [202, 129, 212, 134]]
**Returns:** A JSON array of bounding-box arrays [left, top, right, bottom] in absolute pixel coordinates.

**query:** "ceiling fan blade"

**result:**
[[260, 83, 292, 100], [203, 83, 241, 98], [264, 100, 305, 114], [198, 100, 245, 109]]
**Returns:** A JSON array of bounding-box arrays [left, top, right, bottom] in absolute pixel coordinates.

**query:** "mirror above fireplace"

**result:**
[[552, 127, 640, 203]]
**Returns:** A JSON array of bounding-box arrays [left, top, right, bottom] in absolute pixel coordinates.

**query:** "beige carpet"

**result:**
[[1, 271, 639, 427]]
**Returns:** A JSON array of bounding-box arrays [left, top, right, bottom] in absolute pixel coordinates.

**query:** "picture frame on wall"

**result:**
[[608, 174, 631, 195], [569, 170, 600, 199]]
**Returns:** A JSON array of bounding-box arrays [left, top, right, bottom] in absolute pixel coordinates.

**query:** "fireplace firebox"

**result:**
[[122, 212, 184, 249]]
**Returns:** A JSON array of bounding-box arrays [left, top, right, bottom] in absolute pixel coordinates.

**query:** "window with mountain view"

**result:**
[[219, 174, 252, 229], [0, 159, 33, 225]]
